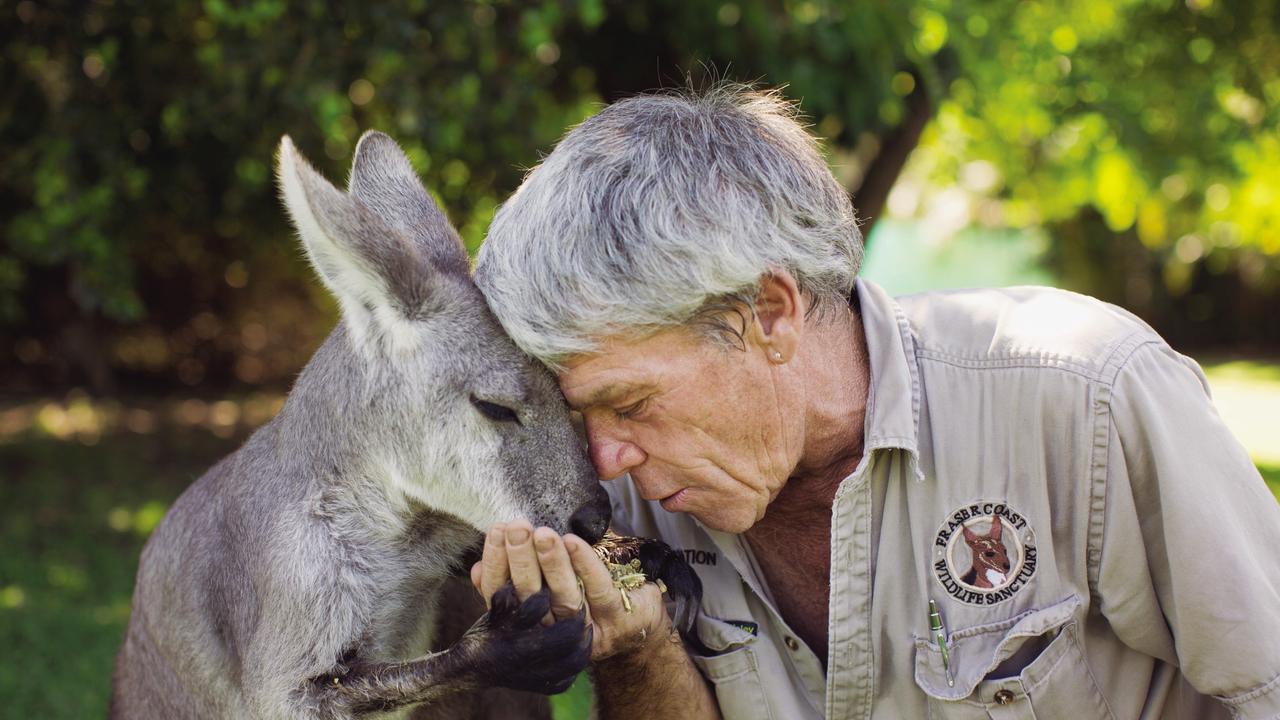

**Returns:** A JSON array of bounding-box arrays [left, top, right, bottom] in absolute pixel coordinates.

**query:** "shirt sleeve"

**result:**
[[1098, 341, 1280, 718]]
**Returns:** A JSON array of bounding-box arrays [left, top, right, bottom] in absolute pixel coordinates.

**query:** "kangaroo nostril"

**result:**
[[568, 493, 611, 545]]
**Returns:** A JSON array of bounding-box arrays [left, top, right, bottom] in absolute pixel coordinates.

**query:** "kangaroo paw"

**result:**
[[459, 584, 592, 696], [593, 532, 703, 639]]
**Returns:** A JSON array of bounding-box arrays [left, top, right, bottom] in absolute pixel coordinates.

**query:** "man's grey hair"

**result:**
[[475, 83, 863, 367]]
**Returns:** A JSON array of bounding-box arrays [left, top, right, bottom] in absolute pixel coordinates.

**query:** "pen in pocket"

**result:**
[[928, 598, 955, 687]]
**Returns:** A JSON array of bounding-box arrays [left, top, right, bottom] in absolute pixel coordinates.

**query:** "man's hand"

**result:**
[[472, 520, 721, 719], [470, 521, 669, 661]]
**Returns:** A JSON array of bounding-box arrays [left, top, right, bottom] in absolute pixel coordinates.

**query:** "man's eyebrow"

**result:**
[[573, 382, 649, 409]]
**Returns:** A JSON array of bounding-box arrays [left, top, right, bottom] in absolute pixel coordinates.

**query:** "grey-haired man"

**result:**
[[472, 86, 1280, 719]]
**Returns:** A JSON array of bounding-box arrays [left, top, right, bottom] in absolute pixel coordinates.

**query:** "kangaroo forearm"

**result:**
[[591, 630, 721, 720], [315, 650, 478, 717]]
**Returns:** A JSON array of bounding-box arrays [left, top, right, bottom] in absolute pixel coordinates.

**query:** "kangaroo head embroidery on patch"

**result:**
[[933, 502, 1038, 606], [961, 515, 1011, 589]]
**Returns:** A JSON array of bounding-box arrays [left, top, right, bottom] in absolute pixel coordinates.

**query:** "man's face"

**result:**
[[558, 326, 802, 533]]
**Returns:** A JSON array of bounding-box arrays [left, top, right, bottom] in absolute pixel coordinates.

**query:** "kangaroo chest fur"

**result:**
[[356, 509, 483, 661], [309, 481, 485, 663]]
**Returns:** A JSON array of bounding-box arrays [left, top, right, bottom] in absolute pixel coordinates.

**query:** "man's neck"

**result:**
[[789, 307, 871, 499], [739, 308, 871, 663], [748, 306, 870, 535], [742, 471, 841, 667]]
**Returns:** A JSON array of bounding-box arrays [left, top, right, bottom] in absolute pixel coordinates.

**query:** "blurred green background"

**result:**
[[2, 0, 1278, 717]]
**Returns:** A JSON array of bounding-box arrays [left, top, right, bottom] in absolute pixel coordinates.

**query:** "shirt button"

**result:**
[[784, 636, 800, 651], [993, 689, 1016, 705]]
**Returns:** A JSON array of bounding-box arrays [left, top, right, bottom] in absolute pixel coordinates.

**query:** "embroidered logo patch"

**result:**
[[933, 501, 1038, 605]]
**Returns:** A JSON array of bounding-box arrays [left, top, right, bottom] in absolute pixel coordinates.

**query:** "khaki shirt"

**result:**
[[606, 279, 1280, 719]]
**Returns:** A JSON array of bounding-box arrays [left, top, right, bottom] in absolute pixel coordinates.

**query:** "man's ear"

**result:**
[[747, 269, 804, 364]]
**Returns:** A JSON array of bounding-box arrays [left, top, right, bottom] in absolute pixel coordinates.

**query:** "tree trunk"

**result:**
[[851, 72, 932, 237]]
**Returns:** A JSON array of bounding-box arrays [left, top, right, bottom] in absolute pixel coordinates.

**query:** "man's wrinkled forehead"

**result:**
[[555, 327, 693, 410], [557, 371, 650, 412]]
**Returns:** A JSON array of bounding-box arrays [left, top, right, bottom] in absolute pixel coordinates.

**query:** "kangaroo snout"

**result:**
[[568, 489, 611, 545]]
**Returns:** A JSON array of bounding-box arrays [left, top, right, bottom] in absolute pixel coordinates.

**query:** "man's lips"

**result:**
[[639, 486, 682, 502], [636, 479, 690, 510], [658, 488, 689, 511]]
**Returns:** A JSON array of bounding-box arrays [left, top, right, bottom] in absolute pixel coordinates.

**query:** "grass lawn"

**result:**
[[1200, 359, 1280, 488], [0, 426, 249, 717], [1, 357, 1276, 718]]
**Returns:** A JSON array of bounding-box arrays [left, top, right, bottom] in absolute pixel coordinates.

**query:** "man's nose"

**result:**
[[585, 417, 646, 480]]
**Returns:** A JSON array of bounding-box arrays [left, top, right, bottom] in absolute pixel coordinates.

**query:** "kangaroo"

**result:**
[[111, 131, 619, 719], [960, 515, 1012, 589]]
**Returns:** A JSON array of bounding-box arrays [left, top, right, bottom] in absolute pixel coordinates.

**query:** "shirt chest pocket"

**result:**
[[913, 595, 1115, 720], [690, 614, 774, 720]]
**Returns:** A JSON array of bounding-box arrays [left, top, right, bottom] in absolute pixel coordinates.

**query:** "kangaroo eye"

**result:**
[[984, 551, 996, 558], [471, 396, 520, 425]]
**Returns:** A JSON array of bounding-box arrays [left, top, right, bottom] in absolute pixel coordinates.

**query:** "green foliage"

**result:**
[[601, 1, 928, 133], [1, 1, 608, 329], [4, 0, 1280, 391], [0, 0, 943, 324], [904, 0, 1280, 293], [0, 0, 943, 389]]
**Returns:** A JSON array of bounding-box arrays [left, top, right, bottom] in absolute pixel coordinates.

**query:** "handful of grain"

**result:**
[[591, 542, 667, 613]]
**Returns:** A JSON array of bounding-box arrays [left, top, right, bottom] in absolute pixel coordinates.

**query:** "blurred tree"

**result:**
[[895, 0, 1280, 346], [1, 0, 941, 392], [2, 0, 1278, 392], [551, 0, 949, 227], [1, 1, 607, 391]]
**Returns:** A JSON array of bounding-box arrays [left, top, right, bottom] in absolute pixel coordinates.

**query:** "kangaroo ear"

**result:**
[[962, 525, 979, 543], [988, 516, 1003, 540], [277, 135, 437, 350], [348, 131, 469, 277]]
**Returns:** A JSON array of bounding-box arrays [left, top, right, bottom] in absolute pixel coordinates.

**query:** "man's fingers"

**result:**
[[564, 534, 673, 661], [479, 524, 510, 607], [534, 527, 584, 621], [564, 534, 623, 617], [505, 521, 542, 601], [470, 561, 483, 594]]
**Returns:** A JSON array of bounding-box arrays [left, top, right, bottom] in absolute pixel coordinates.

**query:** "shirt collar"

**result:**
[[854, 278, 924, 480]]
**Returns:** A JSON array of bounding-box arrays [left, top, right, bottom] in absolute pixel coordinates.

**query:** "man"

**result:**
[[471, 84, 1280, 718]]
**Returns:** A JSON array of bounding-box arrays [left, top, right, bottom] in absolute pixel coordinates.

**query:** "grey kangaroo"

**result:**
[[112, 132, 612, 719]]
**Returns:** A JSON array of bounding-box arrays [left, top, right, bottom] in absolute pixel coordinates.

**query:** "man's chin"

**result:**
[[680, 508, 754, 535], [650, 488, 756, 533]]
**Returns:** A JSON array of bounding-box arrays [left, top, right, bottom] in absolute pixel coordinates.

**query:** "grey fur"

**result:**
[[111, 132, 606, 719], [475, 83, 863, 367]]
